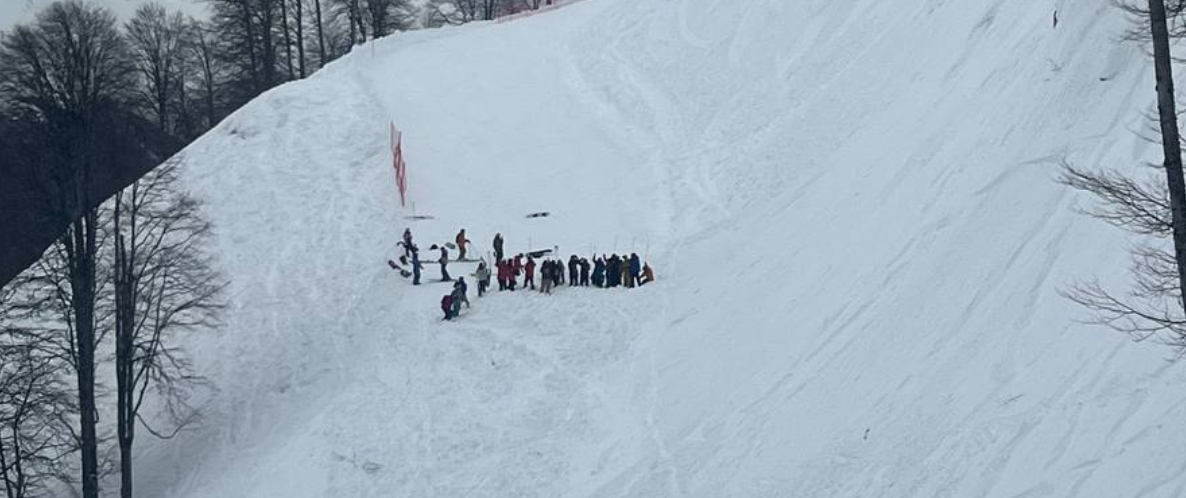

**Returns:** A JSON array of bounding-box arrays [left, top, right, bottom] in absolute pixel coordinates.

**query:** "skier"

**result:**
[[456, 229, 472, 261], [568, 255, 580, 287], [629, 253, 642, 288], [592, 257, 606, 287], [640, 262, 655, 286], [525, 256, 537, 290], [579, 258, 590, 286], [411, 247, 423, 285], [402, 228, 414, 258], [493, 233, 505, 262], [439, 246, 451, 281], [441, 294, 454, 320], [476, 261, 491, 297]]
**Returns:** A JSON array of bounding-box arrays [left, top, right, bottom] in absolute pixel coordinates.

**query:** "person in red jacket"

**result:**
[[524, 256, 537, 290], [497, 259, 509, 291]]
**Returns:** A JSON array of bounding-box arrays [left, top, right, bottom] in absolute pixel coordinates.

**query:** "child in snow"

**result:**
[[441, 294, 454, 320], [454, 277, 470, 308]]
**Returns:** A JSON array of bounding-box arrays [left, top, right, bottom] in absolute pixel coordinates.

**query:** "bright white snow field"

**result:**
[[136, 0, 1186, 496]]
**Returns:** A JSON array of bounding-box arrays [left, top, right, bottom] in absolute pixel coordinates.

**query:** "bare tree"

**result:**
[[110, 159, 222, 498], [0, 3, 132, 497], [0, 279, 79, 498], [126, 4, 190, 133]]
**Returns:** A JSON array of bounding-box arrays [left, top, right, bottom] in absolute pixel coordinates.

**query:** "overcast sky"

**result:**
[[0, 0, 208, 33]]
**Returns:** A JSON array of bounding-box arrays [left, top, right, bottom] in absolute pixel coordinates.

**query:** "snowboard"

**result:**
[[387, 260, 413, 278]]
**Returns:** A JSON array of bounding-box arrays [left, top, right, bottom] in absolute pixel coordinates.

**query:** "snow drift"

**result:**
[[136, 0, 1186, 496]]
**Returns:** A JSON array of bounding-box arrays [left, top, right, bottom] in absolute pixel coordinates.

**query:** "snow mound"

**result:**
[[138, 0, 1186, 496]]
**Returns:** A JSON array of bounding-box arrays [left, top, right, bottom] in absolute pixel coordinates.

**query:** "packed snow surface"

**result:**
[[136, 0, 1186, 496]]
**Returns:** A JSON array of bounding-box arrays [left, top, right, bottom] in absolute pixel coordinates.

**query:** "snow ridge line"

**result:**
[[496, 0, 590, 24]]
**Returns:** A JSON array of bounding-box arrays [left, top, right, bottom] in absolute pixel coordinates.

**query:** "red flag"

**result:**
[[391, 122, 407, 207]]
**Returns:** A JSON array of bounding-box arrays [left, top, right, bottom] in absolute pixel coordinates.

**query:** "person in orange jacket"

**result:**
[[640, 263, 656, 286]]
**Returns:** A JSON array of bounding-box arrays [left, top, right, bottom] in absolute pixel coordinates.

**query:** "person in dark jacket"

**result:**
[[551, 260, 563, 288], [629, 253, 642, 288], [607, 255, 620, 287], [493, 233, 505, 262], [579, 258, 590, 286], [592, 257, 606, 287], [402, 228, 414, 258], [439, 246, 451, 281], [454, 277, 470, 308], [540, 260, 553, 294], [411, 247, 422, 285], [568, 255, 579, 287]]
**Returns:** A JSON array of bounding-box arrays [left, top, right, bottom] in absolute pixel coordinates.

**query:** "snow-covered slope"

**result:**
[[137, 0, 1186, 496]]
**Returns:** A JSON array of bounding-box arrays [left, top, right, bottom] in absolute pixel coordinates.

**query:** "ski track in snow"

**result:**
[[122, 0, 1186, 496]]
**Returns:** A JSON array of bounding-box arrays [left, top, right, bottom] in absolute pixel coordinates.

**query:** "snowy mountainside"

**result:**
[[135, 0, 1186, 496]]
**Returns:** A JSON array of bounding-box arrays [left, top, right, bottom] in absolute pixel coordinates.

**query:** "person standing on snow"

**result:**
[[454, 277, 470, 309], [476, 261, 491, 297], [525, 256, 537, 290], [579, 258, 591, 286], [439, 246, 451, 281], [497, 259, 508, 291], [568, 255, 580, 287], [493, 233, 505, 262], [592, 257, 606, 287], [456, 229, 472, 260], [402, 228, 415, 258], [621, 257, 633, 288], [441, 293, 455, 320], [629, 253, 642, 288], [449, 285, 463, 318], [411, 247, 423, 285]]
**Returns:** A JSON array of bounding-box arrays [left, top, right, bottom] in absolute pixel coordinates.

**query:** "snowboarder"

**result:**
[[441, 294, 454, 320], [568, 255, 580, 287], [579, 258, 590, 286], [493, 233, 505, 262], [525, 256, 537, 290], [456, 229, 472, 261], [640, 262, 655, 286], [439, 246, 451, 281], [411, 247, 423, 285], [476, 261, 491, 297]]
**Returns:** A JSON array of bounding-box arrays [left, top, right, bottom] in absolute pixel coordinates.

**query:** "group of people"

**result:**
[[397, 228, 656, 321]]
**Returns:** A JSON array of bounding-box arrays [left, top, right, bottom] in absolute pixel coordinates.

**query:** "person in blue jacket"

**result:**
[[411, 246, 422, 285], [629, 253, 642, 288]]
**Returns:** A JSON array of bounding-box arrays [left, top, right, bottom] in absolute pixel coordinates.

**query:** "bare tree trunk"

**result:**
[[295, 0, 306, 77], [280, 0, 295, 80], [314, 0, 327, 66], [1149, 0, 1186, 311]]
